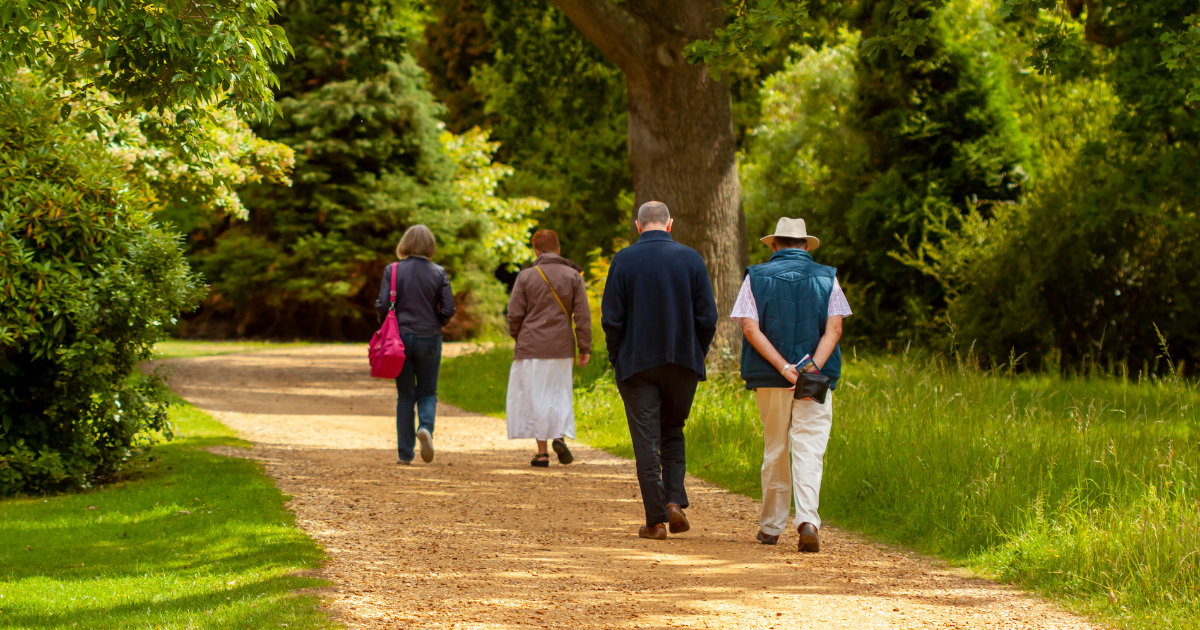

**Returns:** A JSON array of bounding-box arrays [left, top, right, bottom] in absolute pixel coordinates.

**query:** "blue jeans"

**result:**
[[395, 333, 442, 461]]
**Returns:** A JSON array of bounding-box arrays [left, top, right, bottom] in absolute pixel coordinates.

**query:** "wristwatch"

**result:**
[[780, 363, 793, 374]]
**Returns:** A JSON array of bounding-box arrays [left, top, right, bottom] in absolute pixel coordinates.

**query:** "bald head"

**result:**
[[636, 201, 671, 232]]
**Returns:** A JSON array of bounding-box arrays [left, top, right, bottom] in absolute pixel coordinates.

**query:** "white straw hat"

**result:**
[[760, 217, 820, 251]]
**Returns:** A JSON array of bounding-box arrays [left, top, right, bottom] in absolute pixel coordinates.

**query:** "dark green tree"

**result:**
[[932, 0, 1200, 372], [186, 58, 464, 339], [420, 0, 497, 134], [842, 0, 1030, 342], [179, 0, 543, 339]]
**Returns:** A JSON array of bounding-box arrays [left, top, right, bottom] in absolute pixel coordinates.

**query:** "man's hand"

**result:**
[[783, 365, 799, 385], [578, 353, 591, 368]]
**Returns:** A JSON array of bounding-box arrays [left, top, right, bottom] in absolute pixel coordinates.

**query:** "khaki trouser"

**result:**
[[755, 388, 834, 535]]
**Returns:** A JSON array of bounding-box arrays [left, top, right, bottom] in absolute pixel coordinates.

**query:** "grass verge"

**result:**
[[0, 399, 338, 629], [440, 347, 1200, 630]]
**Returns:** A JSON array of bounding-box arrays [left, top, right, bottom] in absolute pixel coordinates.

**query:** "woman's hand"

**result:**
[[578, 353, 591, 368]]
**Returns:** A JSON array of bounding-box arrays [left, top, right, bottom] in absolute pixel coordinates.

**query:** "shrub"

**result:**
[[0, 80, 205, 496]]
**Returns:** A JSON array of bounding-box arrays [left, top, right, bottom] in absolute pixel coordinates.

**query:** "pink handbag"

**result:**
[[369, 263, 406, 379]]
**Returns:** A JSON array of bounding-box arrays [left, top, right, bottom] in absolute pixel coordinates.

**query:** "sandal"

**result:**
[[552, 438, 574, 465], [531, 453, 550, 468]]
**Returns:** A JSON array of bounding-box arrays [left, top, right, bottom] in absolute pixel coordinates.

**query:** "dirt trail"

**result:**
[[164, 345, 1100, 630]]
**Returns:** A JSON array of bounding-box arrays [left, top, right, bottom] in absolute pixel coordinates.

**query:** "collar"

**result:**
[[533, 252, 583, 272], [768, 248, 814, 263], [636, 230, 674, 244]]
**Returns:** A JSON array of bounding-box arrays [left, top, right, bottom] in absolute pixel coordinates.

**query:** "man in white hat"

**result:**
[[730, 217, 852, 552]]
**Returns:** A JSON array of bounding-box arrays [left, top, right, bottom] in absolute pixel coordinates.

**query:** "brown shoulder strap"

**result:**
[[535, 266, 577, 357]]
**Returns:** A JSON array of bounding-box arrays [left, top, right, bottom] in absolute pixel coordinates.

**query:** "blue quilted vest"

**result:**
[[739, 248, 842, 390]]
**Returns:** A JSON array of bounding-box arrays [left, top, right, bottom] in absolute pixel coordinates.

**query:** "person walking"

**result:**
[[601, 201, 719, 540], [505, 230, 592, 467], [375, 225, 456, 465], [732, 217, 850, 552]]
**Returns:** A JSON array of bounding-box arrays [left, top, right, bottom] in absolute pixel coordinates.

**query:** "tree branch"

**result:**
[[550, 0, 650, 71]]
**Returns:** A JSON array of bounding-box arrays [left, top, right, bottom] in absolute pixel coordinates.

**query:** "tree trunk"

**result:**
[[549, 0, 747, 360], [625, 53, 745, 361]]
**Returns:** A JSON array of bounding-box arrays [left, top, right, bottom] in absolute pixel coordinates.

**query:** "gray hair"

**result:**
[[637, 201, 670, 226], [773, 236, 808, 249]]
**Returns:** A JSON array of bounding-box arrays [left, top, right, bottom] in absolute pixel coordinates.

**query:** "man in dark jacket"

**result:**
[[601, 201, 719, 540]]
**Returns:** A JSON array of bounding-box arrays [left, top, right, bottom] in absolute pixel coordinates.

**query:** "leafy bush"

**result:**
[[0, 80, 205, 496], [916, 3, 1200, 374], [742, 2, 1030, 347]]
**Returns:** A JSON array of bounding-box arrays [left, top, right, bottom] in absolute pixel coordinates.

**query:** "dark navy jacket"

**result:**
[[375, 257, 456, 336], [739, 248, 842, 390], [601, 230, 719, 382]]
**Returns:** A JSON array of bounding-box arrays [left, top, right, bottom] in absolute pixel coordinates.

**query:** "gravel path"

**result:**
[[164, 345, 1101, 630]]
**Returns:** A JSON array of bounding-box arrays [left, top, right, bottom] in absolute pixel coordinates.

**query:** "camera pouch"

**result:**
[[793, 372, 831, 404]]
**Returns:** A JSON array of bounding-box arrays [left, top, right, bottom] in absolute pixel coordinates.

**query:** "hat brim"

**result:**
[[760, 235, 820, 251]]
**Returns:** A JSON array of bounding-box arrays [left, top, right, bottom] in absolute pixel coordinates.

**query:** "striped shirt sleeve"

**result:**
[[729, 276, 853, 321], [730, 276, 758, 320]]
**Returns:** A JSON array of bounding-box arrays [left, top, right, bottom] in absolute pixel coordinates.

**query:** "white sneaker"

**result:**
[[417, 429, 434, 463]]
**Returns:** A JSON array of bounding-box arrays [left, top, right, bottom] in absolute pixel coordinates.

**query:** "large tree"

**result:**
[[548, 0, 748, 356]]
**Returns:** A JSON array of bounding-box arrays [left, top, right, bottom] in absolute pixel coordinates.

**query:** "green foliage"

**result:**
[[0, 77, 205, 496], [95, 98, 295, 222], [272, 0, 422, 98], [0, 402, 337, 629], [174, 0, 546, 340], [743, 3, 1030, 345], [740, 38, 865, 267], [0, 0, 291, 125], [419, 0, 495, 133], [1161, 13, 1200, 102], [859, 0, 940, 57], [914, 2, 1200, 372], [467, 0, 632, 266], [684, 0, 810, 71]]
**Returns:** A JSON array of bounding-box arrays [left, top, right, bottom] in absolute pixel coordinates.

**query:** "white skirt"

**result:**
[[505, 358, 575, 440]]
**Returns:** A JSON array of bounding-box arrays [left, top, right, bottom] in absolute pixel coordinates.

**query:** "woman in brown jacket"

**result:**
[[505, 230, 592, 467]]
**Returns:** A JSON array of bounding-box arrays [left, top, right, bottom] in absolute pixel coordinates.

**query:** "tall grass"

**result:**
[[442, 347, 1200, 629], [821, 352, 1199, 629]]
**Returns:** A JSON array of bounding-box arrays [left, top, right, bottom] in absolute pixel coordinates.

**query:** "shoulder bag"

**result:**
[[369, 263, 407, 378]]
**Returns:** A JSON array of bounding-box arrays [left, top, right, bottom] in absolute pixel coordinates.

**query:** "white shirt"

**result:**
[[729, 276, 853, 321]]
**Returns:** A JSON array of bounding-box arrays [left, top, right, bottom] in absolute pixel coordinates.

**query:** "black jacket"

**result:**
[[601, 230, 719, 382], [375, 257, 456, 336]]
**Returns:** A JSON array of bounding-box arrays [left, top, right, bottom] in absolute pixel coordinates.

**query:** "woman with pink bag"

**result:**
[[374, 225, 456, 465]]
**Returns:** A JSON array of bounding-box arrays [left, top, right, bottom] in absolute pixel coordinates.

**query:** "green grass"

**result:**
[[0, 400, 338, 629], [154, 339, 318, 360], [440, 347, 1200, 630]]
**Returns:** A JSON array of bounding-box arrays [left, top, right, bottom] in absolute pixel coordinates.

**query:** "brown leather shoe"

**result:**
[[639, 523, 667, 540], [756, 530, 779, 545], [798, 522, 820, 553], [667, 503, 690, 534]]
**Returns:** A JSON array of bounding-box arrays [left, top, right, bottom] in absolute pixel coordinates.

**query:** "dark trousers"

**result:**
[[395, 333, 442, 461], [615, 363, 700, 527]]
